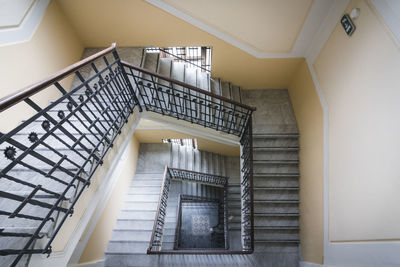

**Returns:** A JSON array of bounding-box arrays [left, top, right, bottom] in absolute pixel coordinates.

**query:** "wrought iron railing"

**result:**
[[121, 61, 255, 137], [240, 118, 254, 251], [0, 43, 255, 265], [0, 44, 139, 266], [146, 47, 212, 72], [148, 166, 230, 253]]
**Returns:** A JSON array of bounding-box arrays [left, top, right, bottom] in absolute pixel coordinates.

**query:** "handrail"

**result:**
[[120, 60, 256, 112], [0, 43, 138, 266], [147, 165, 170, 253], [0, 43, 117, 112], [148, 47, 211, 73], [148, 166, 234, 253]]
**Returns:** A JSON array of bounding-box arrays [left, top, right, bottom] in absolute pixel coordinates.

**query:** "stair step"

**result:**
[[255, 226, 299, 230], [253, 173, 300, 177], [107, 240, 149, 253], [255, 239, 300, 243], [111, 230, 152, 242], [254, 200, 300, 204], [114, 219, 154, 230], [253, 147, 299, 151], [128, 186, 161, 194], [118, 210, 156, 220], [254, 187, 299, 190], [255, 213, 300, 217], [253, 134, 299, 138], [253, 160, 299, 164]]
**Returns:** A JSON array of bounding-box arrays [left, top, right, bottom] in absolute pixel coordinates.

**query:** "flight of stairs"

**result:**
[[104, 143, 241, 265], [103, 47, 300, 266], [134, 48, 244, 105], [252, 134, 300, 249]]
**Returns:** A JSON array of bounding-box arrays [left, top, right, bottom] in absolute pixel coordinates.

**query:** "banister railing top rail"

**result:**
[[120, 60, 256, 112], [0, 44, 117, 113]]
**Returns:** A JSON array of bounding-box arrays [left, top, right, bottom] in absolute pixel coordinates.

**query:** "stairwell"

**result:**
[[0, 45, 300, 266], [103, 47, 300, 266]]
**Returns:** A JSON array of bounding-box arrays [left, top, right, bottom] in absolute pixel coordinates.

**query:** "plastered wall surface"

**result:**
[[314, 0, 400, 242], [0, 1, 83, 131], [79, 134, 140, 263], [288, 60, 324, 264]]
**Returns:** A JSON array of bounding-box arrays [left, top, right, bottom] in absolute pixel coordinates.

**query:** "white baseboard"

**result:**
[[326, 241, 400, 267]]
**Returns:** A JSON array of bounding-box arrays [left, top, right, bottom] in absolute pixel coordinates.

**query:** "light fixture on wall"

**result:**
[[350, 8, 360, 20]]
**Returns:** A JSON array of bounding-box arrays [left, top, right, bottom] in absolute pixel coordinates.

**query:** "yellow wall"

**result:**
[[314, 0, 400, 242], [79, 134, 140, 263], [56, 0, 303, 90], [50, 112, 139, 252], [288, 60, 324, 264], [135, 129, 239, 156], [0, 1, 84, 130]]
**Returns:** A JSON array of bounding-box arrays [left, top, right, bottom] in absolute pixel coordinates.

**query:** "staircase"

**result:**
[[104, 143, 241, 265], [104, 48, 300, 265], [0, 45, 300, 266]]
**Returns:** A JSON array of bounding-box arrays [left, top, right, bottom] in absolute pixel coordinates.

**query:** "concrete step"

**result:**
[[124, 194, 159, 202], [254, 188, 299, 201], [128, 186, 161, 195], [122, 201, 158, 211], [230, 85, 242, 103], [111, 229, 153, 242], [252, 134, 299, 148], [253, 149, 299, 161], [210, 78, 222, 96], [114, 219, 154, 231], [196, 69, 210, 92], [107, 240, 148, 253], [118, 210, 156, 220], [157, 57, 173, 78], [142, 52, 159, 73]]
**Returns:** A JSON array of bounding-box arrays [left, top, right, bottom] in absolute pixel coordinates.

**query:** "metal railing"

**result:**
[[121, 61, 255, 137], [0, 44, 139, 266], [0, 43, 255, 265], [240, 118, 254, 251], [148, 166, 230, 254], [146, 47, 212, 72]]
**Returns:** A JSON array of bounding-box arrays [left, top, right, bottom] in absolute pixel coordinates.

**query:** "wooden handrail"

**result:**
[[0, 43, 117, 112], [120, 60, 257, 112]]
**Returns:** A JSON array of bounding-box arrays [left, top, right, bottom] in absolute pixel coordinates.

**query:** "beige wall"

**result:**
[[0, 1, 84, 131], [50, 112, 139, 252], [56, 0, 303, 90], [288, 60, 324, 264], [79, 134, 140, 263], [314, 0, 400, 242], [135, 129, 239, 156]]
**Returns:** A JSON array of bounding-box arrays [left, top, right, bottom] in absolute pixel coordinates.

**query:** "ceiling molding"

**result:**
[[370, 0, 400, 43], [0, 0, 50, 46], [306, 0, 350, 64], [145, 0, 346, 58]]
